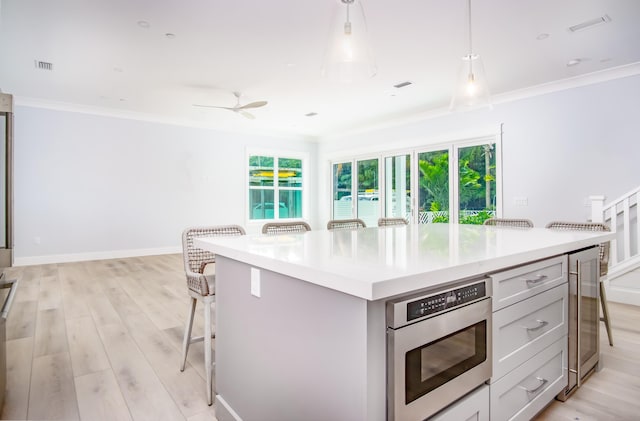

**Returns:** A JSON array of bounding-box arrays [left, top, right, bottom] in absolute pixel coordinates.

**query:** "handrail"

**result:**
[[590, 186, 639, 270]]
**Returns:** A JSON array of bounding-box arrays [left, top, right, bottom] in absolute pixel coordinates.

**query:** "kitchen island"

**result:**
[[195, 224, 613, 421]]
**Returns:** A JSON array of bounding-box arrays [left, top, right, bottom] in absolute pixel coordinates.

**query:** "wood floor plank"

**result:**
[[37, 275, 63, 311], [33, 308, 69, 357], [1, 337, 34, 420], [102, 282, 143, 318], [75, 369, 133, 421], [6, 300, 37, 340], [187, 410, 218, 421], [27, 351, 79, 420], [66, 316, 111, 377], [123, 312, 215, 418], [87, 294, 124, 326], [95, 322, 185, 421]]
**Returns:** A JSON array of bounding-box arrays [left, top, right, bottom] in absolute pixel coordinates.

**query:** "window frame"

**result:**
[[247, 149, 309, 227], [329, 134, 502, 224]]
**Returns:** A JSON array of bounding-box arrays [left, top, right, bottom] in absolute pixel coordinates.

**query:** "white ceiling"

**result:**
[[1, 0, 639, 139]]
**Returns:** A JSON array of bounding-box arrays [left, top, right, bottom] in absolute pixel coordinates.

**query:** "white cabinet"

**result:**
[[490, 255, 566, 311], [490, 338, 567, 421], [492, 284, 568, 380], [489, 256, 568, 421], [430, 385, 489, 421]]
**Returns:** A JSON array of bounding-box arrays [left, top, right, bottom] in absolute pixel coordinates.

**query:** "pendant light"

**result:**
[[450, 0, 491, 111], [322, 0, 377, 83]]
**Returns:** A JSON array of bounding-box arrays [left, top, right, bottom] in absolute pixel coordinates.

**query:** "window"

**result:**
[[331, 136, 500, 225], [249, 154, 304, 221]]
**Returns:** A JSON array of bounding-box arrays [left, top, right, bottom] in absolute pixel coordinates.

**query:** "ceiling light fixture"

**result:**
[[322, 0, 376, 83], [137, 20, 150, 29], [450, 0, 491, 111]]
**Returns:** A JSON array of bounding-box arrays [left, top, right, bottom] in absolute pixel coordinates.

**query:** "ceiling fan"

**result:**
[[193, 92, 268, 119]]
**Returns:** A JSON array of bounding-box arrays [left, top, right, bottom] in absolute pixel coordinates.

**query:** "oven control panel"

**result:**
[[406, 281, 487, 322]]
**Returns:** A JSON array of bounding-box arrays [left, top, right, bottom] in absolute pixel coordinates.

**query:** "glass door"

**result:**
[[332, 161, 353, 219], [356, 158, 379, 227], [384, 154, 411, 220], [457, 143, 496, 224], [417, 149, 450, 224]]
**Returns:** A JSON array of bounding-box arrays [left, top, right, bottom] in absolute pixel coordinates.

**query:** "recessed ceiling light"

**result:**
[[119, 98, 126, 102], [568, 15, 611, 32], [286, 63, 296, 68], [600, 57, 612, 63], [536, 33, 550, 40], [113, 67, 123, 73], [566, 58, 582, 67], [137, 20, 150, 29], [165, 33, 176, 39], [305, 112, 318, 117]]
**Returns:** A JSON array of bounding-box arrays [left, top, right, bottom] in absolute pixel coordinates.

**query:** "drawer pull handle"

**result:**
[[525, 320, 549, 332], [524, 274, 548, 286], [520, 377, 548, 395]]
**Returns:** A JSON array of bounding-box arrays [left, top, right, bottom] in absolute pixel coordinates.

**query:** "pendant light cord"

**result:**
[[467, 0, 474, 76], [468, 0, 472, 55]]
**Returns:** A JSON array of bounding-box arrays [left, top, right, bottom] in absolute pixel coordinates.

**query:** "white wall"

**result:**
[[318, 74, 640, 228], [13, 106, 317, 264]]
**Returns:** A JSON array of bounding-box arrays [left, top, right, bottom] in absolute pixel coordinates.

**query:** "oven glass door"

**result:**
[[405, 320, 487, 404]]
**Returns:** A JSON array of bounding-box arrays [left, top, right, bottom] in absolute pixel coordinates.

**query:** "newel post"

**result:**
[[589, 195, 605, 223]]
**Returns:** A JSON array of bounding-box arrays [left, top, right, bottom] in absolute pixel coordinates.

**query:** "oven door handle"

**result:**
[[519, 377, 548, 395]]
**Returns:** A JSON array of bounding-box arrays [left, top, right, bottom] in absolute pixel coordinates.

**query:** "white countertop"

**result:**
[[195, 224, 614, 301]]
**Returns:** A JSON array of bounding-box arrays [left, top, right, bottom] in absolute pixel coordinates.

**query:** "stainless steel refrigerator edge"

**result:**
[[556, 246, 600, 401], [0, 93, 13, 269]]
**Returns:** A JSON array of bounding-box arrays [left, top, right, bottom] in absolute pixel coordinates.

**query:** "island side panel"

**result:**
[[215, 256, 370, 421]]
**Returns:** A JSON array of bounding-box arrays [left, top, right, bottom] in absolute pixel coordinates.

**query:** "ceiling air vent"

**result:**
[[34, 60, 54, 71], [568, 15, 611, 32], [393, 81, 413, 89]]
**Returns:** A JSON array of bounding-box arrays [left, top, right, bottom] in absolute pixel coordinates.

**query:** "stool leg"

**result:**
[[600, 281, 614, 346], [180, 297, 197, 371], [204, 299, 213, 406]]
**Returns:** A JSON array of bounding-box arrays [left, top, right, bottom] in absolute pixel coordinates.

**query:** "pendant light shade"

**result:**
[[322, 0, 377, 83], [450, 0, 492, 111]]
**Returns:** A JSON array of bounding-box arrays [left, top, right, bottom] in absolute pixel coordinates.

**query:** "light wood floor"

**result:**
[[1, 254, 217, 421], [1, 254, 639, 420]]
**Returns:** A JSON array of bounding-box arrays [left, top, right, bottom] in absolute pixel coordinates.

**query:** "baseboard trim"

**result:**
[[607, 286, 640, 306], [215, 395, 243, 421], [12, 246, 182, 266]]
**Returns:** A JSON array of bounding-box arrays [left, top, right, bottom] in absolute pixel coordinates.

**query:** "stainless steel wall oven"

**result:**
[[386, 278, 492, 421]]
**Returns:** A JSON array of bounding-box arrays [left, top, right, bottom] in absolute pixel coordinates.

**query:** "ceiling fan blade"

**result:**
[[192, 104, 235, 110], [238, 101, 268, 110], [239, 110, 256, 120]]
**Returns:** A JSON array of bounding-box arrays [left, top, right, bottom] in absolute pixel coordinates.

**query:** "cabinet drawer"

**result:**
[[491, 285, 568, 381], [490, 338, 568, 421], [491, 255, 567, 311], [430, 384, 489, 421]]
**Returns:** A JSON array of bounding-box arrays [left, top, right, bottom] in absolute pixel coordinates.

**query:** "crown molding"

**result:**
[[318, 61, 640, 142], [13, 97, 317, 143]]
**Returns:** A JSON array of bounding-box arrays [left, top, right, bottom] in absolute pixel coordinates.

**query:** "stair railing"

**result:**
[[591, 186, 640, 272]]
